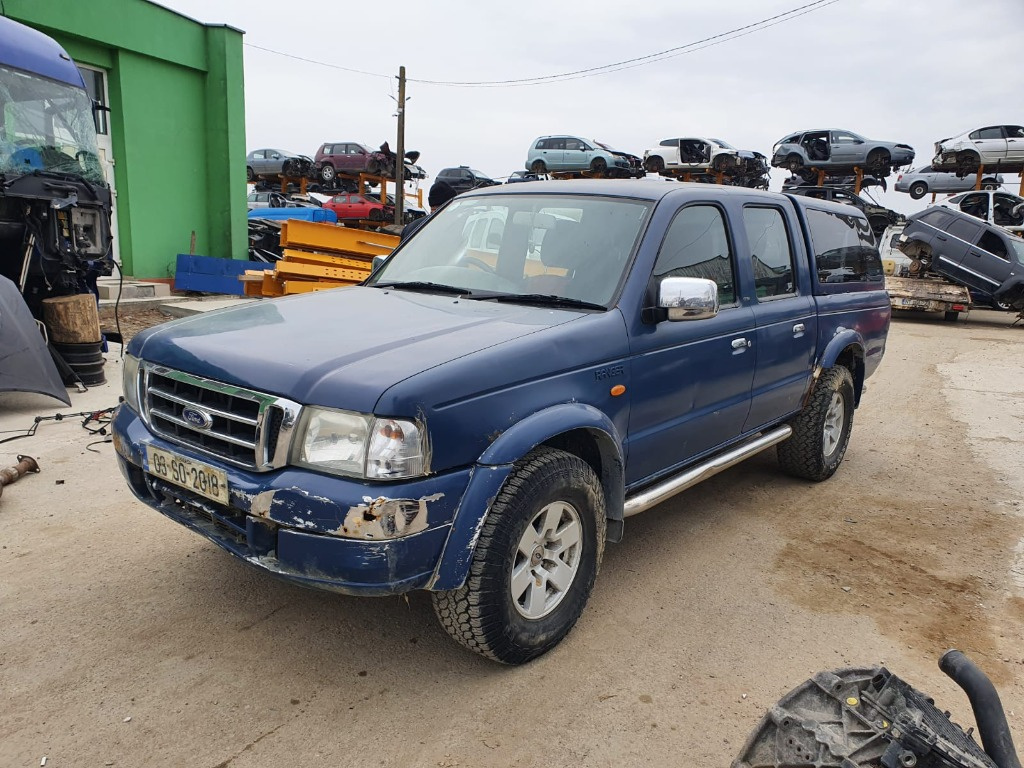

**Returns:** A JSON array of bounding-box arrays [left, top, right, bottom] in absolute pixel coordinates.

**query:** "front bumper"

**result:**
[[113, 405, 476, 596]]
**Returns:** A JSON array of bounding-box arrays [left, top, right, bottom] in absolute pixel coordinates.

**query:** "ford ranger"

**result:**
[[112, 181, 890, 664]]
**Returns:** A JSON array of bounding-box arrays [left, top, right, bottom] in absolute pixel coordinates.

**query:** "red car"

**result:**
[[324, 192, 389, 221]]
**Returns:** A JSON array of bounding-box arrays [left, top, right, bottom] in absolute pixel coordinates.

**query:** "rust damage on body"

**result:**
[[335, 493, 444, 540]]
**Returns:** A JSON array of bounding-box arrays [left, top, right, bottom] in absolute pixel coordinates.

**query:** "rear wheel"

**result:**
[[778, 366, 855, 482], [246, 166, 255, 182], [981, 178, 1000, 190], [944, 310, 960, 322], [530, 160, 547, 174], [909, 181, 927, 200], [432, 447, 606, 665]]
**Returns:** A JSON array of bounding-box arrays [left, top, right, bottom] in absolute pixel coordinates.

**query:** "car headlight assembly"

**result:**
[[122, 354, 141, 413], [294, 407, 427, 480]]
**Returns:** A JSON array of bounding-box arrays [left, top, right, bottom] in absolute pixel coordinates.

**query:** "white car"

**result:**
[[933, 125, 1024, 173], [642, 137, 742, 173], [930, 190, 1024, 234]]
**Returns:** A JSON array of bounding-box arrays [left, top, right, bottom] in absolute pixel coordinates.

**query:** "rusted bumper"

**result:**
[[112, 406, 478, 596]]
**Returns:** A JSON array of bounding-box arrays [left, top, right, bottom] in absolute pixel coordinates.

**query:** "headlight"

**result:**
[[122, 354, 141, 412], [293, 407, 427, 480]]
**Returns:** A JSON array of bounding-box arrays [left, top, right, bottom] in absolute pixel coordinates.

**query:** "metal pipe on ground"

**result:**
[[0, 455, 40, 499]]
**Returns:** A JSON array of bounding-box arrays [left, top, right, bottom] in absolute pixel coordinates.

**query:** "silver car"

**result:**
[[245, 148, 310, 182], [770, 129, 915, 176], [895, 166, 1004, 199]]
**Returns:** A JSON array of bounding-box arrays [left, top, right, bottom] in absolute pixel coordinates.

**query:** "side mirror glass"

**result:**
[[658, 277, 719, 321]]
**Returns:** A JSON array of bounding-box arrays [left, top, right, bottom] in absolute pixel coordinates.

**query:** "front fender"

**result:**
[[429, 403, 626, 591], [478, 402, 623, 467]]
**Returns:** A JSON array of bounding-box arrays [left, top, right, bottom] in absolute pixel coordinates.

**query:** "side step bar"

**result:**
[[622, 424, 793, 518]]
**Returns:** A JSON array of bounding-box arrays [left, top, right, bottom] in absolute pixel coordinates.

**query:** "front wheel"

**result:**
[[778, 366, 855, 482], [319, 164, 335, 183], [432, 447, 606, 665], [246, 166, 255, 182], [590, 157, 608, 174], [644, 155, 665, 173], [530, 159, 547, 174]]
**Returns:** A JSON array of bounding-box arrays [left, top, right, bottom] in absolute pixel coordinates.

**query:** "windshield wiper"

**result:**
[[468, 292, 606, 311], [372, 281, 473, 296]]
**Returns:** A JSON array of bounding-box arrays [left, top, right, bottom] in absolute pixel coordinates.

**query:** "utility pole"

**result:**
[[394, 66, 406, 226]]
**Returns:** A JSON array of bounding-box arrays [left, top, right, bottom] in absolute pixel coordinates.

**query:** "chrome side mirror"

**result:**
[[658, 277, 719, 321]]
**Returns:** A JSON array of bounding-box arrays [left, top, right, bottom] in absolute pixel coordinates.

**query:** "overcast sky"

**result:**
[[160, 0, 1024, 214]]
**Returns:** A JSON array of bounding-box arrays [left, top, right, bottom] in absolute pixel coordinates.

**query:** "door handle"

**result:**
[[793, 323, 805, 333], [731, 338, 750, 349], [936, 235, 948, 241]]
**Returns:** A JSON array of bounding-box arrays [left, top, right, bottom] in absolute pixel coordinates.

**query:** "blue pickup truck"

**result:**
[[113, 181, 890, 664]]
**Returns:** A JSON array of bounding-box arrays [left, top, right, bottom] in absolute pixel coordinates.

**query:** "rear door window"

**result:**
[[654, 205, 736, 304], [805, 208, 883, 286], [947, 218, 982, 243]]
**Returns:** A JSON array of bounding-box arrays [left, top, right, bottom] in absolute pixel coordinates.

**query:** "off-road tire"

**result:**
[[778, 366, 855, 482], [909, 181, 927, 200], [431, 447, 606, 665]]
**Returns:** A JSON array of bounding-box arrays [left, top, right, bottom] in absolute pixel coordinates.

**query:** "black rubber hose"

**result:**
[[939, 649, 1022, 768]]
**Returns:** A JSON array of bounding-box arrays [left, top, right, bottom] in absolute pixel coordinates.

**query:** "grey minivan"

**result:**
[[895, 166, 1003, 199]]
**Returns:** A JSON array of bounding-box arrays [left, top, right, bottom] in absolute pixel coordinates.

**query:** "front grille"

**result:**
[[142, 365, 301, 471]]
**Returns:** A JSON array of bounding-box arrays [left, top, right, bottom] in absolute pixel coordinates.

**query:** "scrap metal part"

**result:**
[[0, 455, 40, 499], [734, 664, 999, 768]]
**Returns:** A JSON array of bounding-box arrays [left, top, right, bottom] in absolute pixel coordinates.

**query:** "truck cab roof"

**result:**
[[0, 15, 86, 88]]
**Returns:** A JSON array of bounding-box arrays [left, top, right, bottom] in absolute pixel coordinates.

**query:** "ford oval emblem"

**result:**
[[182, 406, 214, 430]]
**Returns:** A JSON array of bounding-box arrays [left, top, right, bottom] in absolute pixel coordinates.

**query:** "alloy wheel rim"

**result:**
[[510, 501, 583, 620], [822, 392, 845, 457]]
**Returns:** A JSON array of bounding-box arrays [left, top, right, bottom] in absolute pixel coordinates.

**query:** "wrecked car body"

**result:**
[[898, 206, 1024, 310], [771, 129, 915, 177]]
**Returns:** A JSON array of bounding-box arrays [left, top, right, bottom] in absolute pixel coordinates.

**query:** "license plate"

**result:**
[[897, 298, 928, 308], [145, 445, 229, 505]]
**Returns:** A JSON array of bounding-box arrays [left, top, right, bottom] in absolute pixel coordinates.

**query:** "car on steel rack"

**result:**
[[771, 129, 915, 176], [435, 166, 499, 195], [895, 165, 1003, 199], [526, 135, 644, 177], [245, 149, 313, 182], [113, 181, 890, 664], [931, 189, 1024, 232], [643, 136, 744, 174], [933, 124, 1024, 175]]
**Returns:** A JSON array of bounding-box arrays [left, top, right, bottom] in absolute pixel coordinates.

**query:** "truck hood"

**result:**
[[130, 286, 583, 412]]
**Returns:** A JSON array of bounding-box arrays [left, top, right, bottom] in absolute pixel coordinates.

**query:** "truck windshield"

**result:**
[[0, 64, 105, 183], [369, 194, 652, 306]]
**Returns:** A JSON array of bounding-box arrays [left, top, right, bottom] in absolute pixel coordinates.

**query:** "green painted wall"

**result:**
[[2, 0, 246, 279]]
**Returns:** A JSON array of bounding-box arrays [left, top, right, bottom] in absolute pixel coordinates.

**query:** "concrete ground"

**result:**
[[1, 309, 1022, 767]]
